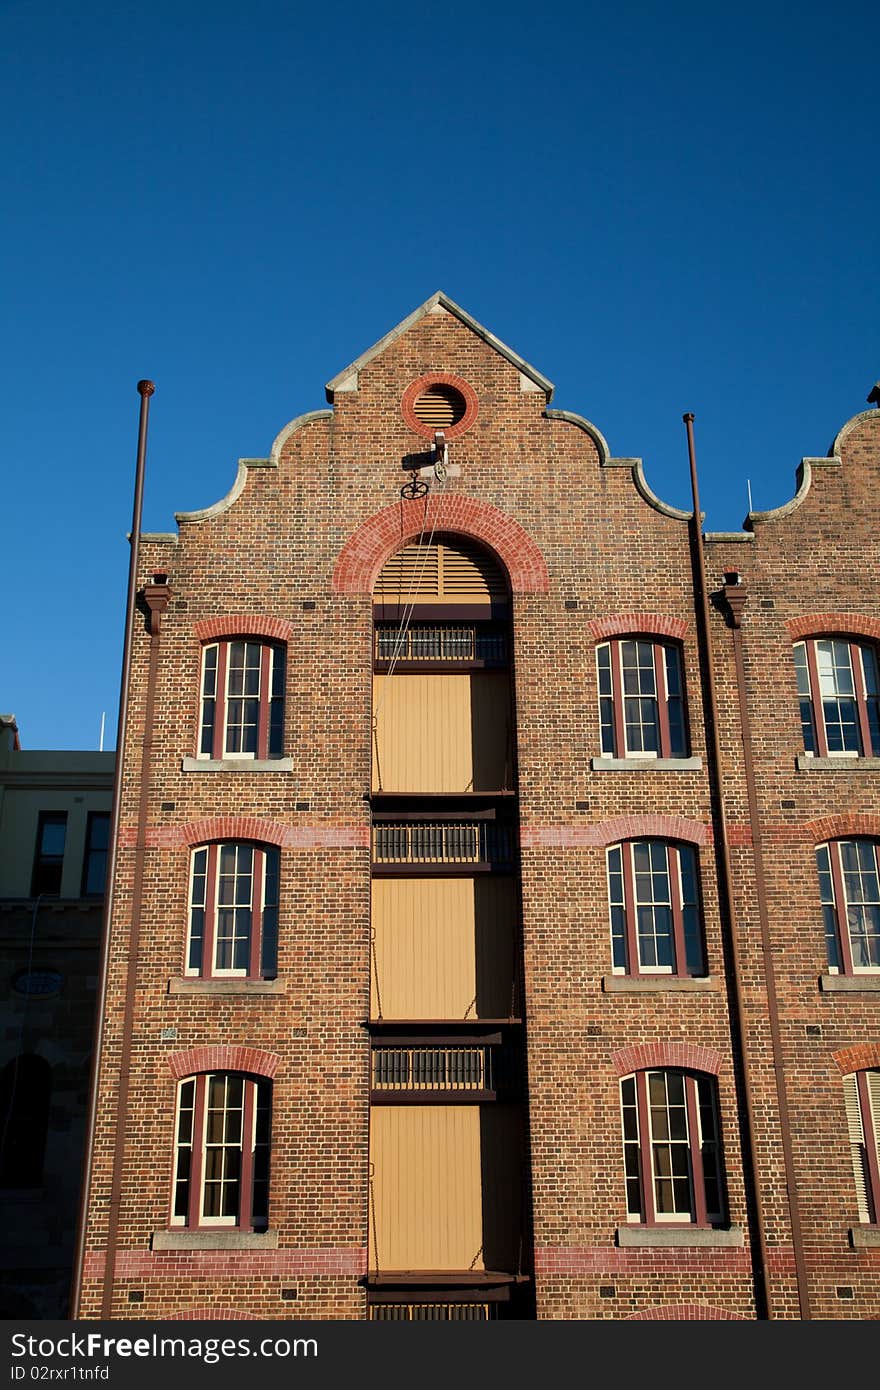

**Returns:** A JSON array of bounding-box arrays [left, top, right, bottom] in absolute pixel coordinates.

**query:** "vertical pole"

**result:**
[[683, 413, 773, 1319], [70, 381, 154, 1316]]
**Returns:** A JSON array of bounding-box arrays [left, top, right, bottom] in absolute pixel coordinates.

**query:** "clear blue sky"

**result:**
[[3, 0, 877, 750]]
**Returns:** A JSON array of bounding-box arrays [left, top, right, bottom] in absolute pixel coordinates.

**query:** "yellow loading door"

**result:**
[[371, 672, 510, 793], [369, 1105, 484, 1272], [371, 876, 516, 1020]]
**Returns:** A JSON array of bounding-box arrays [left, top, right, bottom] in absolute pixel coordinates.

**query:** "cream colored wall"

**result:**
[[0, 751, 114, 898]]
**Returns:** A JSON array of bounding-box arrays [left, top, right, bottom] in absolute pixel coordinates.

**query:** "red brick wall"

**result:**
[[77, 302, 880, 1320]]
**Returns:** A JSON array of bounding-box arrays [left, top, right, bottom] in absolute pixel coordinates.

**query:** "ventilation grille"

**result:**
[[375, 539, 507, 604], [412, 383, 466, 428]]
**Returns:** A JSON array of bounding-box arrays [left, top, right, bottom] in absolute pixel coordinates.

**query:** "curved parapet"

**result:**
[[269, 408, 333, 464], [743, 456, 840, 531], [544, 408, 692, 522], [831, 407, 880, 457], [174, 411, 332, 526], [175, 457, 275, 526]]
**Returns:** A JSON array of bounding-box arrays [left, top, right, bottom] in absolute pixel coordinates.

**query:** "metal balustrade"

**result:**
[[372, 1046, 492, 1092], [372, 822, 512, 865], [369, 1303, 492, 1320], [374, 625, 507, 663]]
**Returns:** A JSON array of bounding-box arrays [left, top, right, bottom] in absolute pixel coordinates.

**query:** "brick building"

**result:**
[[73, 294, 880, 1320], [0, 716, 113, 1317]]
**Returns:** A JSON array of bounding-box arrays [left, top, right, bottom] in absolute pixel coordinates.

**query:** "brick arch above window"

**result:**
[[627, 1305, 745, 1321], [611, 1041, 724, 1077], [588, 613, 690, 642], [177, 816, 289, 848], [592, 814, 711, 848], [193, 616, 294, 643], [331, 497, 549, 595], [178, 1309, 257, 1321], [786, 614, 880, 644], [166, 1045, 281, 1081], [833, 1043, 880, 1076], [804, 815, 880, 844]]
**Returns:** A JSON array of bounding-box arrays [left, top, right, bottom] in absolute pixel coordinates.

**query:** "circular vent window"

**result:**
[[413, 383, 467, 428], [402, 373, 478, 439]]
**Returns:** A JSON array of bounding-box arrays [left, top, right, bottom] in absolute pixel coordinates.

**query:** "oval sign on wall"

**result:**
[[12, 969, 63, 997]]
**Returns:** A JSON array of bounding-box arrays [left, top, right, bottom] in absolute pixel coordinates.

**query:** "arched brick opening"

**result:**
[[627, 1304, 745, 1320], [611, 1042, 724, 1077], [166, 1046, 281, 1080], [786, 614, 880, 644], [588, 614, 690, 642], [178, 1308, 257, 1320], [592, 814, 711, 847], [833, 1043, 880, 1075], [177, 817, 288, 848], [332, 496, 549, 596], [193, 616, 294, 643]]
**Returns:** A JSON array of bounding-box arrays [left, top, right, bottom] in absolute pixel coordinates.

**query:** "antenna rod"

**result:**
[[684, 411, 773, 1318], [99, 711, 106, 753], [70, 379, 155, 1316]]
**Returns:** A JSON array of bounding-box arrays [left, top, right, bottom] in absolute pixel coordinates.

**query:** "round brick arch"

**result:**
[[178, 1308, 256, 1320], [332, 495, 549, 596], [166, 1046, 281, 1080], [833, 1043, 880, 1075], [786, 613, 880, 644], [627, 1304, 745, 1320], [611, 1042, 724, 1077]]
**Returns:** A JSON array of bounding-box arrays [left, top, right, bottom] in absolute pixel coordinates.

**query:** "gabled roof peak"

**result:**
[[325, 291, 554, 402]]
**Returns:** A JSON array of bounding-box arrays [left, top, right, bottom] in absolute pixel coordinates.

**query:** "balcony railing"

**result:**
[[369, 1303, 493, 1320], [372, 822, 513, 866], [372, 1046, 492, 1092], [374, 625, 507, 664]]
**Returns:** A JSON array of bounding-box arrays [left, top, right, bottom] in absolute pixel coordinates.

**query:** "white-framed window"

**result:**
[[844, 1071, 880, 1225], [187, 843, 279, 979], [607, 841, 705, 976], [171, 1072, 270, 1230], [199, 640, 285, 760], [621, 1069, 724, 1225], [794, 638, 880, 758], [597, 639, 687, 758], [817, 839, 880, 974]]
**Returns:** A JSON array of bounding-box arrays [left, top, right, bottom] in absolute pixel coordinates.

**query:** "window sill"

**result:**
[[616, 1224, 743, 1248], [168, 978, 287, 996], [849, 1226, 880, 1248], [796, 755, 880, 771], [151, 1229, 279, 1251], [181, 757, 293, 773], [819, 974, 880, 993], [590, 756, 703, 772], [602, 975, 716, 993]]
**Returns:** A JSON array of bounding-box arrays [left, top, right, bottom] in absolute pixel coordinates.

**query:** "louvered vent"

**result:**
[[844, 1073, 872, 1223], [374, 538, 507, 604], [412, 383, 466, 428]]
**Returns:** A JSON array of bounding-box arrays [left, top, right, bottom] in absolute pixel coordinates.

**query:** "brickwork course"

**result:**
[[75, 294, 880, 1320]]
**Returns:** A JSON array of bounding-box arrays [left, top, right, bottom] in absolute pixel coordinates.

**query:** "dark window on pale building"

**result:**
[[31, 813, 67, 896]]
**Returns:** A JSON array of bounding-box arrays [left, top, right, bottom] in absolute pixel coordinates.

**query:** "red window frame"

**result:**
[[596, 639, 687, 759], [186, 843, 279, 980], [621, 1069, 724, 1226], [607, 841, 705, 977], [817, 839, 880, 975], [795, 637, 880, 758], [198, 639, 285, 760], [171, 1072, 270, 1231]]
